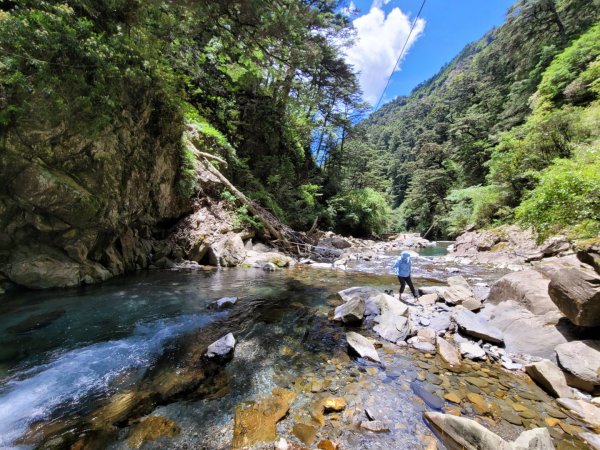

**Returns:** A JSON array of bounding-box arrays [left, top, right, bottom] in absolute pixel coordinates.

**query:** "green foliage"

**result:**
[[445, 185, 512, 236], [219, 190, 237, 204], [177, 142, 198, 199], [233, 205, 263, 231], [327, 188, 391, 237], [515, 146, 600, 241]]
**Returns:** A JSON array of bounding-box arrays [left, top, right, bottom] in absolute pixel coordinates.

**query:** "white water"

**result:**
[[0, 314, 217, 448]]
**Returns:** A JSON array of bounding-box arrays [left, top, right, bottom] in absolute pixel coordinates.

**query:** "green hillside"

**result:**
[[339, 0, 600, 241]]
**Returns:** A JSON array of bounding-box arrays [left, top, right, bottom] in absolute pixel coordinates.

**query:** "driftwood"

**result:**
[[199, 157, 313, 256]]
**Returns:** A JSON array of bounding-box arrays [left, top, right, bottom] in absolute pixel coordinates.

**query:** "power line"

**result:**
[[373, 0, 427, 111]]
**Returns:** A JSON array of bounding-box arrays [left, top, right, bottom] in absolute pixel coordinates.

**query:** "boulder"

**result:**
[[418, 293, 439, 306], [338, 286, 381, 302], [437, 337, 461, 367], [453, 308, 504, 344], [369, 293, 409, 317], [373, 315, 412, 343], [321, 236, 352, 249], [206, 333, 236, 358], [488, 300, 575, 360], [488, 270, 559, 316], [511, 428, 555, 450], [548, 263, 600, 327], [443, 285, 482, 311], [447, 275, 470, 288], [334, 298, 365, 324], [346, 332, 380, 362], [423, 412, 509, 449], [540, 235, 571, 257], [459, 342, 486, 360], [525, 360, 573, 398], [556, 398, 600, 432], [424, 412, 554, 450], [555, 340, 600, 392], [263, 262, 278, 271], [208, 234, 246, 267], [208, 297, 238, 310], [244, 250, 293, 268], [412, 341, 435, 353]]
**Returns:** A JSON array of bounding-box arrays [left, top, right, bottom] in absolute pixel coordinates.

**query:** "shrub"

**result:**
[[515, 147, 600, 241], [327, 188, 391, 237]]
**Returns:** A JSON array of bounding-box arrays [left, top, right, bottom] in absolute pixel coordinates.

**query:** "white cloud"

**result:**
[[344, 2, 425, 105], [340, 1, 358, 17]]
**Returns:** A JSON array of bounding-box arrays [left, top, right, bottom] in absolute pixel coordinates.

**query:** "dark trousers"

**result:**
[[398, 276, 417, 297]]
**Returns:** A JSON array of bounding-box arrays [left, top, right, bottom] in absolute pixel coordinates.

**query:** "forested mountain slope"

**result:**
[[343, 0, 600, 240]]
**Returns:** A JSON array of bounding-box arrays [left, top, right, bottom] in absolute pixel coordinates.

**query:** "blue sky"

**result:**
[[342, 0, 515, 107]]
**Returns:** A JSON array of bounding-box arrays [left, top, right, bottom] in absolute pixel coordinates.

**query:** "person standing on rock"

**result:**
[[392, 251, 419, 300]]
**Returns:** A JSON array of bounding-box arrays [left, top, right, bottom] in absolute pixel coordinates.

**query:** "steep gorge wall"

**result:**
[[0, 97, 191, 290]]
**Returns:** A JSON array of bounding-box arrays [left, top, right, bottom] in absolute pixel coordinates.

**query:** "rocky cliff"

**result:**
[[0, 97, 191, 290]]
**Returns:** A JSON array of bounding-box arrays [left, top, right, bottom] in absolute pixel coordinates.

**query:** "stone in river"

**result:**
[[555, 340, 600, 393], [444, 392, 462, 404], [208, 296, 238, 310], [437, 337, 461, 367], [360, 420, 390, 432], [525, 359, 573, 398], [412, 341, 436, 354], [232, 389, 296, 448], [333, 297, 365, 324], [501, 410, 523, 426], [346, 332, 380, 362], [465, 377, 489, 389], [411, 381, 444, 409], [453, 308, 504, 344], [459, 342, 486, 360], [127, 416, 180, 449], [206, 332, 236, 358], [292, 423, 318, 445], [511, 428, 555, 450], [373, 314, 412, 343], [317, 439, 337, 450], [322, 397, 346, 412], [448, 275, 470, 288]]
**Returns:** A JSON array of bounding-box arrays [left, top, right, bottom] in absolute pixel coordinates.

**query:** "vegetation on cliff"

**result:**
[[341, 0, 600, 240]]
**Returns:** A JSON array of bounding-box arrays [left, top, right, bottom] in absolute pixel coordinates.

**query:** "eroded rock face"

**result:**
[[1, 99, 190, 290], [548, 263, 600, 327]]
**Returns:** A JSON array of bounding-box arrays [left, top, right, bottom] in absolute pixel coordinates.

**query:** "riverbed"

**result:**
[[0, 246, 591, 449]]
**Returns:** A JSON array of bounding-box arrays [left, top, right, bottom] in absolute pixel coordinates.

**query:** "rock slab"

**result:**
[[555, 340, 600, 392], [453, 309, 504, 344], [334, 298, 365, 323], [346, 332, 380, 362], [525, 360, 573, 398]]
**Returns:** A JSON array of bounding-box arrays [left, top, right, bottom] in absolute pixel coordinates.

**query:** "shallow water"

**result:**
[[0, 257, 591, 449]]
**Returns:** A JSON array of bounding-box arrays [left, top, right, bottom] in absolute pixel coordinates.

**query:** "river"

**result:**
[[0, 245, 590, 449]]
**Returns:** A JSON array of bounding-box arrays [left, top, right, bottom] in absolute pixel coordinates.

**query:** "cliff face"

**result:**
[[0, 97, 191, 289]]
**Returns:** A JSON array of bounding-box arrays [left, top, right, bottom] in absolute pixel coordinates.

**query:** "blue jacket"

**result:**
[[392, 252, 412, 277]]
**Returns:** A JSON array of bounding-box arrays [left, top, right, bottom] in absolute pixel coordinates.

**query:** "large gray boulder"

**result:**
[[453, 308, 504, 344], [334, 298, 365, 324], [346, 332, 380, 362], [208, 234, 246, 267], [423, 412, 555, 450], [525, 360, 573, 398], [555, 340, 600, 393], [488, 300, 575, 360], [548, 263, 600, 327], [488, 270, 559, 316]]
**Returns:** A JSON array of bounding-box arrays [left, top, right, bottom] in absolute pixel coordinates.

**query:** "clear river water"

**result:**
[[0, 245, 591, 449]]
